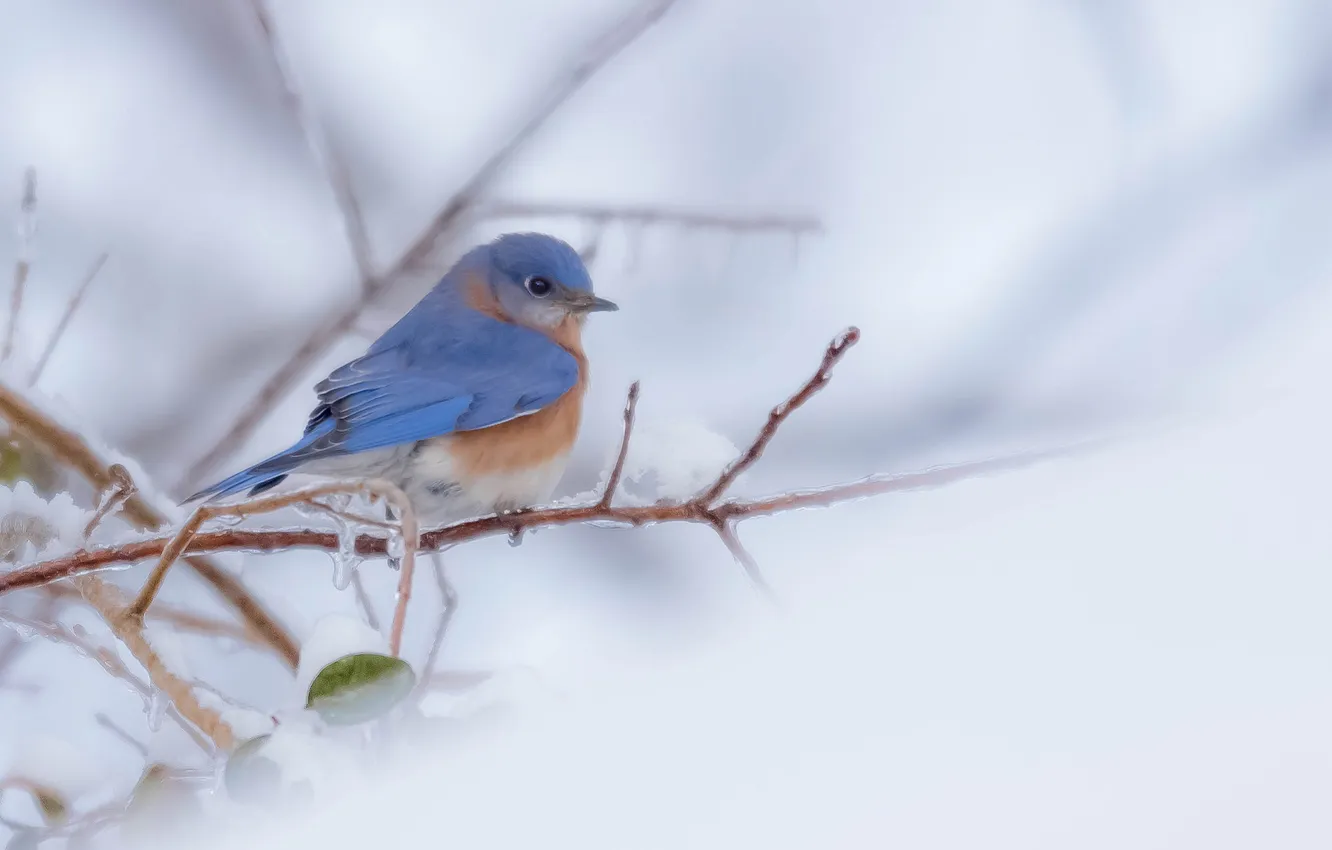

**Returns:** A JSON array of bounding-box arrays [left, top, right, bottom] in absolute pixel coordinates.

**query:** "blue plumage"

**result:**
[[187, 233, 616, 504]]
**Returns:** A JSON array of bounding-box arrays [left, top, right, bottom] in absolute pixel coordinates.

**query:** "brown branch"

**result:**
[[480, 200, 824, 235], [3, 329, 1099, 598], [74, 577, 233, 751], [175, 0, 682, 495], [699, 327, 860, 504], [29, 251, 109, 387], [40, 585, 257, 645], [246, 0, 376, 293], [0, 380, 299, 667], [600, 381, 640, 509], [3, 168, 35, 363]]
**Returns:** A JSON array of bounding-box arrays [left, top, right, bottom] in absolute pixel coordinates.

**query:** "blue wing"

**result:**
[[188, 304, 578, 501]]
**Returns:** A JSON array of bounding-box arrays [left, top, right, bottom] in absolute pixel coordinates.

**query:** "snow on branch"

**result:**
[[0, 380, 299, 667], [2, 329, 1084, 604]]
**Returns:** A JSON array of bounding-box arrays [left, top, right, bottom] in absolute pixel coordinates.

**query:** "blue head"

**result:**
[[458, 233, 616, 332]]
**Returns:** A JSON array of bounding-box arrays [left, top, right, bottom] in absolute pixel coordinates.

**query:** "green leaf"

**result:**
[[124, 764, 202, 842], [306, 653, 416, 725], [223, 735, 282, 805]]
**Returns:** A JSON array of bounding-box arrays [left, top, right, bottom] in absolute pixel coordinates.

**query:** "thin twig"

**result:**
[[83, 462, 134, 539], [349, 571, 380, 632], [74, 577, 232, 751], [176, 0, 683, 495], [419, 553, 458, 686], [0, 594, 59, 680], [0, 380, 299, 667], [4, 168, 36, 362], [480, 200, 824, 235], [712, 520, 772, 597], [246, 0, 376, 293], [4, 330, 1103, 597], [95, 713, 148, 758], [0, 613, 213, 753], [600, 381, 640, 509], [41, 585, 258, 645], [699, 327, 860, 504], [29, 252, 109, 387]]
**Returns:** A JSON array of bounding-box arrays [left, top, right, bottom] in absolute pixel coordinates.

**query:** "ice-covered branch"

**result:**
[[0, 381, 299, 667], [176, 0, 684, 495], [2, 329, 1090, 598]]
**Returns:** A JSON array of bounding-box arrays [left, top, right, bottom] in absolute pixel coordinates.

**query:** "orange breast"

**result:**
[[448, 315, 588, 478]]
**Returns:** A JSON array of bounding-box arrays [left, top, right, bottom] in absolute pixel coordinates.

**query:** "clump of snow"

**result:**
[[4, 734, 105, 801], [295, 614, 389, 698], [250, 720, 361, 795], [0, 481, 92, 561], [611, 416, 740, 503]]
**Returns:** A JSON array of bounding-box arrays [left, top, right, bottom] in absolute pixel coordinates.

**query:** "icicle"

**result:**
[[386, 529, 406, 561], [507, 527, 525, 548], [328, 512, 363, 592], [145, 689, 168, 732]]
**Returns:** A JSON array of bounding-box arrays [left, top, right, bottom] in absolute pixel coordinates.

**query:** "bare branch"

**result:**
[[246, 0, 376, 292], [4, 168, 36, 362], [419, 553, 458, 685], [176, 0, 682, 494], [3, 329, 1100, 599], [349, 571, 380, 632], [0, 594, 59, 681], [95, 712, 148, 758], [41, 584, 258, 645], [712, 521, 771, 597], [29, 252, 109, 387], [480, 200, 823, 235], [0, 612, 213, 753], [74, 576, 233, 750], [699, 327, 860, 504], [600, 381, 640, 509], [0, 380, 299, 667]]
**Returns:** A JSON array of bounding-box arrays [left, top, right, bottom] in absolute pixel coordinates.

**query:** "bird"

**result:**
[[186, 232, 618, 523]]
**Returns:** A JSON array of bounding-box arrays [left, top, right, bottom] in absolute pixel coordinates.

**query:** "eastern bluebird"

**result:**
[[187, 232, 617, 522]]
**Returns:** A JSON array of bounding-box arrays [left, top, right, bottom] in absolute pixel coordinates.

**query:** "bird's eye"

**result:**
[[524, 276, 553, 298]]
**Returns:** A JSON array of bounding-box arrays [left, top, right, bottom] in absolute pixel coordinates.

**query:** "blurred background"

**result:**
[[2, 0, 1331, 845]]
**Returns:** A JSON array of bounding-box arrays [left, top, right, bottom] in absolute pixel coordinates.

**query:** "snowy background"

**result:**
[[1, 0, 1331, 846]]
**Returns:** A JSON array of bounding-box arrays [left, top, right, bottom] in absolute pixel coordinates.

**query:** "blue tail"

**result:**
[[183, 419, 334, 504]]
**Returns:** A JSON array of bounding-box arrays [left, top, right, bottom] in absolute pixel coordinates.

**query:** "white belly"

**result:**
[[402, 439, 570, 523]]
